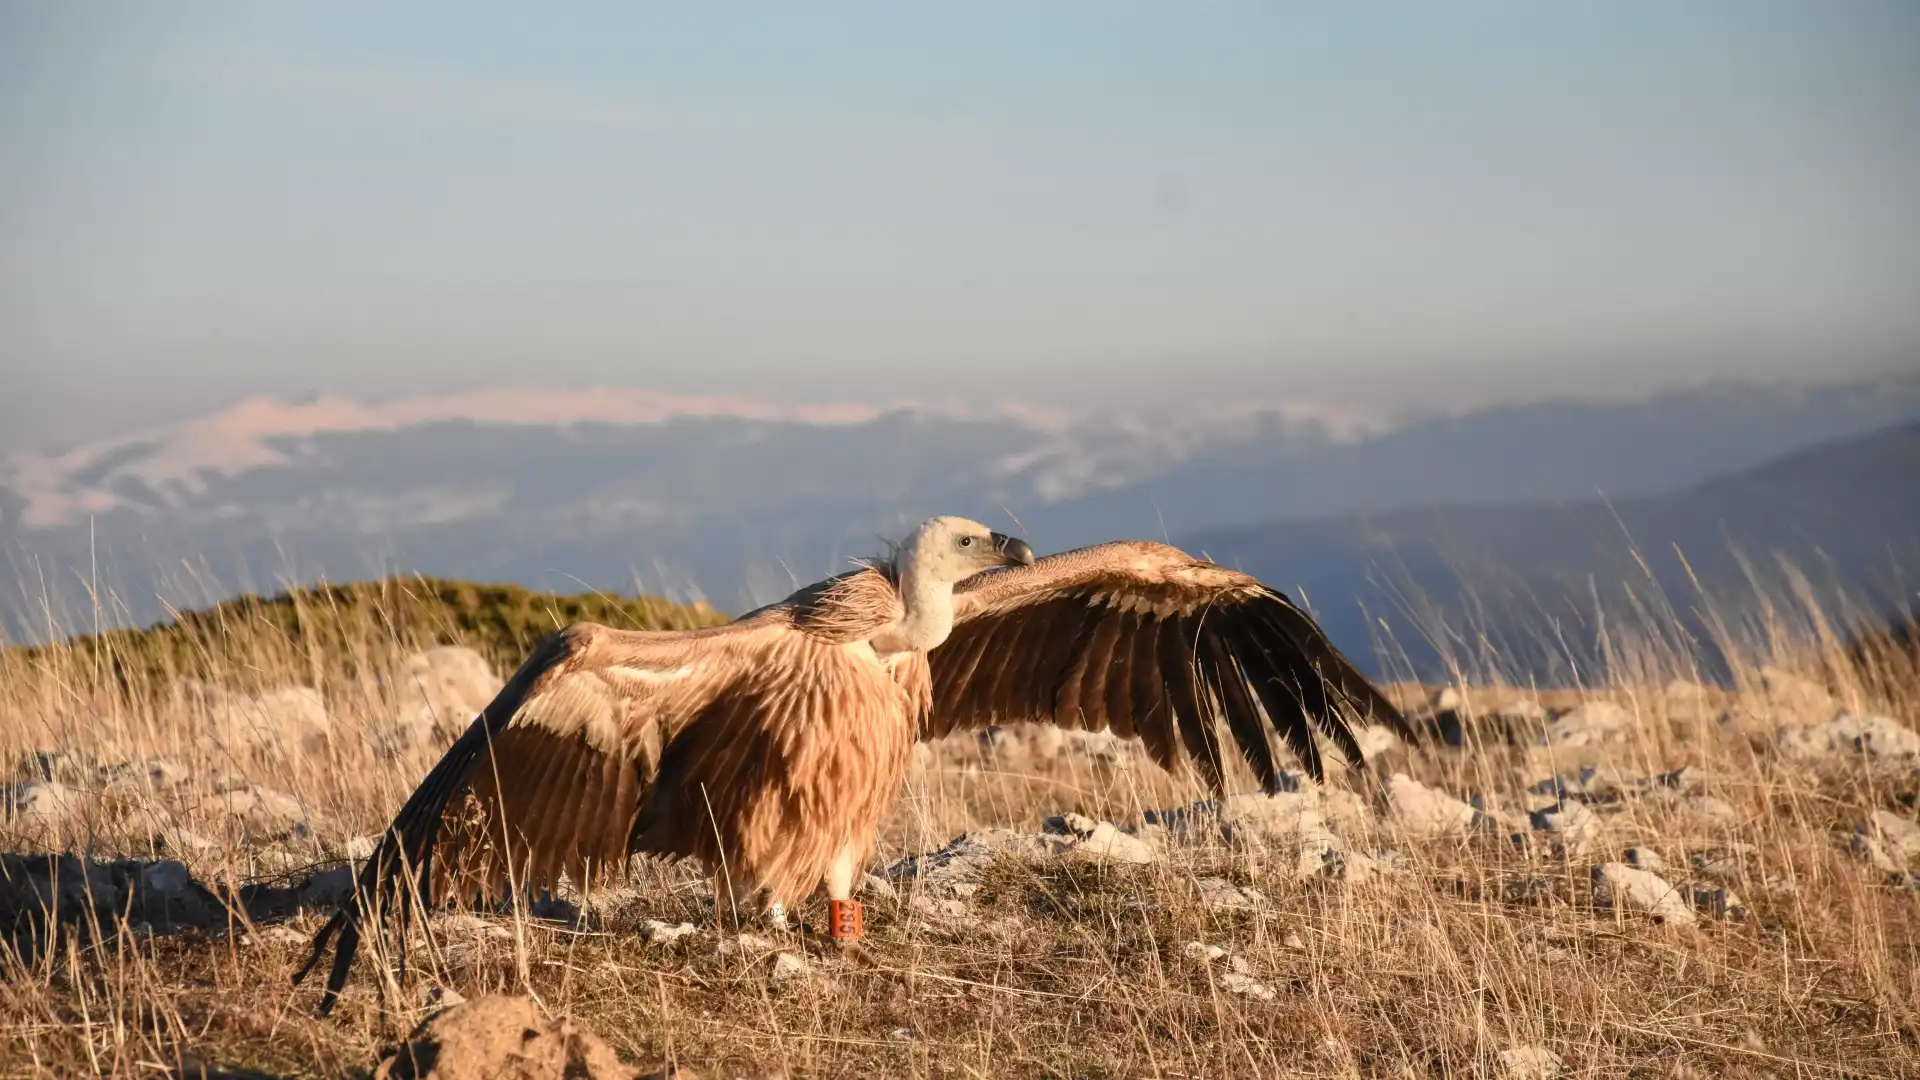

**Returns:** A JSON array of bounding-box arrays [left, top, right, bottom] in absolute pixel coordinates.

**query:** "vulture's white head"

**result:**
[[875, 516, 1035, 653], [899, 515, 1035, 588]]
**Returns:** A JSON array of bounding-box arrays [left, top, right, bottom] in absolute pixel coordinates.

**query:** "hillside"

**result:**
[[1181, 420, 1920, 684], [9, 575, 727, 694]]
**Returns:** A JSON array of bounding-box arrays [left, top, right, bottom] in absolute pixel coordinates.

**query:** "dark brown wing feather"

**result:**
[[925, 540, 1412, 791], [293, 613, 789, 1018]]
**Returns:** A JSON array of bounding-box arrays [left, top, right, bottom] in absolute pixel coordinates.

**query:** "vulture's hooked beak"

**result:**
[[990, 532, 1036, 567]]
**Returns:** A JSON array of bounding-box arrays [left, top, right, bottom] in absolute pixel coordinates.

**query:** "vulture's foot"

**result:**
[[798, 929, 881, 967], [798, 899, 879, 967], [761, 902, 792, 934], [831, 937, 881, 969]]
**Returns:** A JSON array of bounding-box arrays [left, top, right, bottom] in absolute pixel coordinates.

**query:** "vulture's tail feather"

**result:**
[[294, 629, 575, 1018]]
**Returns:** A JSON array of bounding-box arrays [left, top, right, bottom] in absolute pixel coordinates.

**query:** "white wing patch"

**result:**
[[605, 663, 700, 685], [512, 671, 626, 753]]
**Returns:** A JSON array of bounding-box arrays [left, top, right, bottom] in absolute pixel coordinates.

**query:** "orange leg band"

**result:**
[[828, 898, 863, 941]]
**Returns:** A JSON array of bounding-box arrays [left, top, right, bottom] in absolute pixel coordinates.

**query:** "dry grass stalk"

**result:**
[[0, 560, 1916, 1078]]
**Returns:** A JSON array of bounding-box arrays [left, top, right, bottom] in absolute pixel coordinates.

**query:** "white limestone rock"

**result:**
[[1497, 1046, 1564, 1080], [1386, 773, 1478, 838], [1046, 813, 1161, 865], [1541, 701, 1634, 747], [1592, 862, 1695, 926], [204, 685, 333, 759], [2, 779, 98, 843]]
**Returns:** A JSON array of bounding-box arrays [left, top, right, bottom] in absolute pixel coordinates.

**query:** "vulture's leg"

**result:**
[[822, 837, 866, 949], [763, 902, 791, 932]]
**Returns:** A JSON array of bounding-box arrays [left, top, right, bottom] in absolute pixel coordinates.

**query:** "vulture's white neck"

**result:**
[[878, 557, 956, 654]]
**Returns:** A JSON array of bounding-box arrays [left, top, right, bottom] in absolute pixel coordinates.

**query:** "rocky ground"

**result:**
[[3, 642, 1919, 1078]]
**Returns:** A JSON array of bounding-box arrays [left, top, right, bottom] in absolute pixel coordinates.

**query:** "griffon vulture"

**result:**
[[297, 516, 1409, 1015]]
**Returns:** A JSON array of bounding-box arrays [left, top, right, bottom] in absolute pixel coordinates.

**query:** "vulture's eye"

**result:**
[[958, 536, 974, 548]]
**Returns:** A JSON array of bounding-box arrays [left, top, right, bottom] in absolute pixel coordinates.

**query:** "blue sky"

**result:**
[[3, 2, 1917, 451]]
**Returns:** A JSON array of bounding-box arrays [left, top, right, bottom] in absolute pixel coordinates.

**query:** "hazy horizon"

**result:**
[[6, 2, 1918, 453]]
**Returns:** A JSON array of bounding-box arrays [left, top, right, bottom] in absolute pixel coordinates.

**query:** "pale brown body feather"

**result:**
[[298, 534, 1406, 1016]]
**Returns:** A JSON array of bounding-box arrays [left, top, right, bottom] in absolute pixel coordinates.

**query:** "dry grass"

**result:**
[[2, 566, 1918, 1079]]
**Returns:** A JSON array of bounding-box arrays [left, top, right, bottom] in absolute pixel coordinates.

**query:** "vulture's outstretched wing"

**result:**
[[295, 614, 787, 1017], [924, 540, 1411, 790]]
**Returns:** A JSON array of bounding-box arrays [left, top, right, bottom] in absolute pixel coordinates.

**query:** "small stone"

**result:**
[[1504, 877, 1554, 905], [1830, 714, 1920, 760], [1624, 847, 1667, 871], [1497, 1046, 1564, 1080], [138, 860, 193, 899], [859, 873, 899, 901], [1683, 796, 1741, 826], [213, 785, 312, 842], [1592, 863, 1695, 926], [2, 779, 98, 842], [1065, 728, 1132, 764], [1652, 765, 1710, 794], [529, 895, 581, 924], [1337, 851, 1396, 884], [1353, 725, 1399, 760], [1183, 940, 1229, 963], [642, 919, 699, 945], [391, 646, 502, 748], [1757, 666, 1836, 720], [1688, 884, 1747, 918], [1529, 763, 1630, 803], [1777, 713, 1920, 763], [908, 895, 969, 919], [1543, 701, 1633, 746], [1194, 877, 1260, 911], [1497, 699, 1549, 723], [1689, 849, 1749, 882], [102, 756, 188, 792], [1282, 932, 1306, 950], [1386, 773, 1477, 838], [1064, 819, 1159, 865], [1218, 970, 1276, 1001], [16, 748, 84, 783], [1218, 790, 1327, 842], [246, 924, 310, 947], [769, 951, 812, 983], [1528, 801, 1601, 857], [1857, 811, 1920, 867], [165, 828, 222, 857], [300, 866, 355, 909], [205, 685, 333, 759], [417, 984, 467, 1011], [1851, 833, 1905, 876], [715, 932, 780, 957], [371, 993, 637, 1080]]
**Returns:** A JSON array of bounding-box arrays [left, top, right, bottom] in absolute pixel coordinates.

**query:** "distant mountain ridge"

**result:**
[[1179, 419, 1920, 684], [0, 387, 1076, 530], [4, 372, 1917, 657]]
